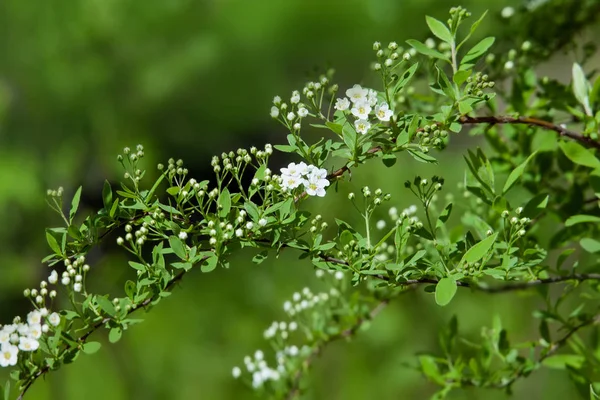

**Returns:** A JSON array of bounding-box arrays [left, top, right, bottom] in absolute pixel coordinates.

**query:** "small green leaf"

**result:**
[[3, 380, 10, 400], [169, 236, 187, 260], [559, 141, 600, 169], [82, 341, 102, 355], [460, 233, 498, 265], [565, 214, 600, 226], [382, 154, 397, 167], [393, 63, 419, 94], [201, 255, 218, 273], [128, 261, 146, 271], [406, 39, 449, 61], [542, 354, 585, 369], [453, 70, 471, 86], [218, 188, 231, 217], [581, 238, 600, 253], [109, 327, 122, 343], [435, 277, 457, 306], [45, 231, 62, 256], [461, 37, 495, 65], [325, 121, 344, 136], [426, 16, 453, 43], [503, 151, 537, 194], [418, 356, 445, 385], [102, 181, 113, 210], [273, 144, 295, 153], [69, 186, 82, 221], [572, 63, 592, 115], [408, 149, 437, 163]]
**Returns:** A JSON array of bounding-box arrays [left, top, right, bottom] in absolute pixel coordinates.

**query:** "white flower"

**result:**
[[280, 162, 307, 178], [27, 311, 42, 326], [283, 301, 292, 312], [334, 271, 344, 280], [288, 345, 299, 356], [501, 6, 514, 18], [334, 97, 350, 111], [18, 337, 39, 352], [365, 90, 377, 107], [376, 220, 386, 230], [0, 344, 18, 367], [504, 60, 514, 70], [246, 222, 254, 230], [354, 119, 371, 135], [289, 321, 298, 331], [315, 269, 324, 278], [304, 175, 330, 197], [346, 84, 369, 103], [297, 107, 308, 118], [39, 308, 48, 317], [281, 174, 302, 190], [425, 38, 436, 48], [232, 366, 242, 378], [73, 283, 82, 293], [178, 231, 187, 240], [258, 218, 268, 227], [270, 106, 279, 118], [17, 324, 29, 336], [306, 165, 327, 180], [254, 350, 264, 361], [273, 96, 282, 105], [61, 276, 70, 286], [292, 292, 301, 302], [48, 270, 58, 285], [351, 101, 371, 119], [0, 330, 10, 345], [374, 102, 393, 121], [290, 91, 300, 104], [287, 112, 296, 121], [48, 312, 60, 327], [27, 324, 42, 340], [235, 229, 243, 237]]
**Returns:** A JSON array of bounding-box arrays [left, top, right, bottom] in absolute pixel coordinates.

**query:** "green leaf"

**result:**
[[460, 233, 498, 265], [581, 238, 600, 253], [45, 231, 63, 256], [2, 381, 9, 400], [572, 63, 592, 115], [218, 188, 231, 218], [406, 39, 449, 61], [457, 10, 488, 50], [201, 254, 218, 273], [244, 201, 260, 221], [342, 123, 357, 151], [95, 296, 116, 316], [382, 154, 397, 167], [453, 70, 471, 86], [565, 215, 600, 226], [426, 16, 453, 43], [435, 277, 458, 306], [69, 186, 82, 221], [109, 327, 122, 343], [503, 151, 538, 194], [461, 37, 495, 65], [102, 181, 113, 210], [273, 144, 295, 153], [169, 236, 187, 260], [82, 341, 102, 355], [325, 121, 344, 136], [418, 356, 445, 385], [408, 149, 437, 163], [393, 63, 419, 94], [437, 203, 453, 228], [128, 261, 146, 271], [542, 354, 585, 369], [559, 141, 600, 169]]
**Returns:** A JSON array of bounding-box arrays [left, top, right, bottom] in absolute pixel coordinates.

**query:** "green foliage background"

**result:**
[[0, 0, 597, 398]]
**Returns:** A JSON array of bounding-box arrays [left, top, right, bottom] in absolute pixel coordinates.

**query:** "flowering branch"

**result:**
[[284, 298, 392, 400]]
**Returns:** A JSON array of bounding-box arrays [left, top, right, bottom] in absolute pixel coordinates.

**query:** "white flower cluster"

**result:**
[[282, 285, 338, 317], [264, 320, 298, 340], [279, 162, 329, 197], [389, 205, 419, 223], [334, 84, 393, 135], [1, 309, 61, 367]]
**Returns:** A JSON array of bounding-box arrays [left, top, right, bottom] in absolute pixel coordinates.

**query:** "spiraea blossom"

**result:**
[[333, 84, 394, 135], [374, 102, 393, 121], [279, 162, 330, 197]]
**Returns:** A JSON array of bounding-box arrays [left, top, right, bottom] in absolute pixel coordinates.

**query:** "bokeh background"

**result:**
[[0, 0, 598, 398]]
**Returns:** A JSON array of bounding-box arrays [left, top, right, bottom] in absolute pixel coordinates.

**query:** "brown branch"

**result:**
[[459, 115, 600, 150], [326, 114, 600, 181]]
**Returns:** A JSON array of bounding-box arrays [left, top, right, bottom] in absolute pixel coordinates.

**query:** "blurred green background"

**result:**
[[0, 0, 596, 398]]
